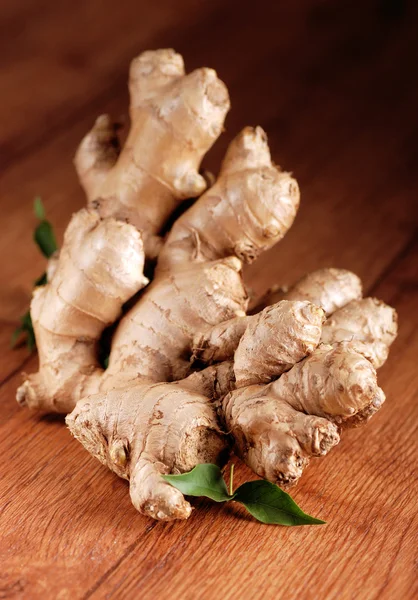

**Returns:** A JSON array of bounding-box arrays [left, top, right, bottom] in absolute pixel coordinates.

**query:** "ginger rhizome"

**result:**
[[17, 49, 397, 521]]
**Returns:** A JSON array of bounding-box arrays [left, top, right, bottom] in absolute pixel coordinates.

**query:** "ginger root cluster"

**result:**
[[17, 50, 397, 521]]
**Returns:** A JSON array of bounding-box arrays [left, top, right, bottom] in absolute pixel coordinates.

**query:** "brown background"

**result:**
[[1, 1, 417, 598]]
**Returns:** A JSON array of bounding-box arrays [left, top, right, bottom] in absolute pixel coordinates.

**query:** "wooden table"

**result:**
[[1, 1, 417, 598]]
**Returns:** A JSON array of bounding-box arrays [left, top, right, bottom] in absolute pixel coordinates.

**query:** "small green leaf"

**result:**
[[34, 272, 47, 287], [34, 196, 45, 220], [26, 329, 36, 352], [10, 326, 23, 348], [233, 480, 325, 526], [163, 464, 326, 526], [21, 310, 33, 329], [12, 197, 59, 353], [11, 311, 36, 352], [34, 221, 57, 258], [162, 464, 233, 502]]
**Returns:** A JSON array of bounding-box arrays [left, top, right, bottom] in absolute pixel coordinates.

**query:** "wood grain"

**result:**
[[0, 1, 417, 598]]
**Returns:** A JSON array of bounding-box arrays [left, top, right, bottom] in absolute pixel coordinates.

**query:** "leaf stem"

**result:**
[[229, 463, 234, 496]]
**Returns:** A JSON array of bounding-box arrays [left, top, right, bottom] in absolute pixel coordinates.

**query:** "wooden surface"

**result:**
[[1, 1, 417, 598]]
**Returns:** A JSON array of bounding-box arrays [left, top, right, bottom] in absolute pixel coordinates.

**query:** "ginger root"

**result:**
[[17, 49, 397, 521]]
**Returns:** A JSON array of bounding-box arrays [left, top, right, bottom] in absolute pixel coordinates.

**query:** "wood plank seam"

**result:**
[[82, 531, 157, 600]]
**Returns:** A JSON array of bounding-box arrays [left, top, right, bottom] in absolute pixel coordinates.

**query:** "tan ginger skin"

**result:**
[[17, 49, 398, 521]]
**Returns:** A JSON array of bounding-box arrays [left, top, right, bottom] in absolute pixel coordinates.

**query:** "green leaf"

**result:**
[[34, 196, 45, 220], [34, 221, 57, 258], [162, 464, 233, 502], [34, 272, 47, 287], [10, 326, 23, 348], [233, 480, 325, 526], [161, 464, 326, 526], [11, 310, 36, 351], [26, 328, 36, 352], [11, 197, 59, 352]]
